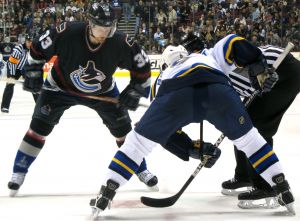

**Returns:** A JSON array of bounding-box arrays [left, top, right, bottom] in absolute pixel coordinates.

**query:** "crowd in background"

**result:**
[[0, 0, 299, 54]]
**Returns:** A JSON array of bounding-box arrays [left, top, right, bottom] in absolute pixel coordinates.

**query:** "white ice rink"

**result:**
[[0, 78, 299, 221]]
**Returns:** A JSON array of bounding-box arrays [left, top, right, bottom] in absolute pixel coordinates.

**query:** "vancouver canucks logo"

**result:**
[[70, 61, 106, 93]]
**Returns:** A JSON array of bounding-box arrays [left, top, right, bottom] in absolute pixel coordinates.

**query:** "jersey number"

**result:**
[[39, 30, 53, 49]]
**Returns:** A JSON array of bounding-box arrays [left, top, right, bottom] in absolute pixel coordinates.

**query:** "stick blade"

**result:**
[[140, 195, 178, 208]]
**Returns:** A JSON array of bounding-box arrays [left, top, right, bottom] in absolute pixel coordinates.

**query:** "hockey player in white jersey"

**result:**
[[90, 34, 295, 216], [161, 33, 299, 210]]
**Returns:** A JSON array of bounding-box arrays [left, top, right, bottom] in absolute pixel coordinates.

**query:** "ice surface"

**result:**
[[0, 78, 299, 220]]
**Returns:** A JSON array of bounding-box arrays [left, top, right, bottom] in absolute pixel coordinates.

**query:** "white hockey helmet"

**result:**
[[160, 45, 188, 71]]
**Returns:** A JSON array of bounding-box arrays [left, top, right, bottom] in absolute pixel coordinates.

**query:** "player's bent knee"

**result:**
[[232, 127, 267, 156], [121, 130, 157, 157], [30, 118, 55, 136]]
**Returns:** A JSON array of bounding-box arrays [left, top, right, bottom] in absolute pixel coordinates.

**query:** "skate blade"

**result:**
[[238, 197, 280, 209], [285, 202, 296, 216], [9, 189, 19, 197], [91, 207, 102, 218], [148, 185, 159, 192], [221, 186, 252, 196]]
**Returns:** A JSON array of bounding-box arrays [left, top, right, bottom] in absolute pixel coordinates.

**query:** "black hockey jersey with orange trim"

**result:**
[[29, 21, 151, 96]]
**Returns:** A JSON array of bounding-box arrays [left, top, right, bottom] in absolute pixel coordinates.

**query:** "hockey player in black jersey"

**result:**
[[1, 34, 39, 113], [89, 34, 295, 216], [7, 1, 158, 196]]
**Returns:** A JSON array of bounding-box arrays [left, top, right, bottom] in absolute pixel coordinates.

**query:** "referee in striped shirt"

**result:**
[[1, 34, 38, 113], [222, 44, 300, 202]]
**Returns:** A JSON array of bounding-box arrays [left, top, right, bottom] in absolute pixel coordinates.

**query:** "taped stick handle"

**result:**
[[272, 42, 294, 70]]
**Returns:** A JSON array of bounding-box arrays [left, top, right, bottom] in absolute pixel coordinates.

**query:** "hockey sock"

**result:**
[[108, 150, 140, 186], [106, 130, 157, 186], [233, 127, 283, 186], [13, 150, 36, 173], [116, 137, 147, 174], [13, 128, 45, 173]]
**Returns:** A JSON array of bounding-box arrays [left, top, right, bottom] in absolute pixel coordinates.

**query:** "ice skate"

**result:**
[[221, 177, 252, 196], [238, 187, 280, 209], [137, 169, 159, 191], [90, 179, 119, 218], [7, 173, 26, 197], [272, 173, 296, 216]]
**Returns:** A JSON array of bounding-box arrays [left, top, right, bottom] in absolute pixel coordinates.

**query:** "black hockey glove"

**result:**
[[248, 58, 279, 93], [260, 71, 279, 93], [23, 63, 44, 93], [192, 140, 221, 168], [119, 82, 146, 111]]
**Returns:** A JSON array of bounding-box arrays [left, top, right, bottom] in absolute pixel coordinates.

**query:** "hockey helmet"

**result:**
[[25, 34, 33, 41], [181, 32, 205, 54], [88, 2, 117, 38], [160, 45, 188, 71], [88, 2, 116, 27]]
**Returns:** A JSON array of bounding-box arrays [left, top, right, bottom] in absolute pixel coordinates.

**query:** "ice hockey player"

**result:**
[[175, 32, 299, 210], [7, 1, 158, 197], [89, 34, 295, 216]]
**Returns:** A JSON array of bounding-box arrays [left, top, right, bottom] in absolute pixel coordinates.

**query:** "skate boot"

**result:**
[[137, 169, 159, 191], [272, 173, 295, 215], [221, 177, 252, 196], [7, 173, 26, 197], [238, 187, 280, 209], [90, 179, 120, 217]]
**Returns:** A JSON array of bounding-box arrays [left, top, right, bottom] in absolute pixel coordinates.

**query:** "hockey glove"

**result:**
[[119, 82, 147, 111], [248, 58, 279, 93], [23, 63, 44, 93], [192, 140, 221, 168], [260, 71, 279, 93]]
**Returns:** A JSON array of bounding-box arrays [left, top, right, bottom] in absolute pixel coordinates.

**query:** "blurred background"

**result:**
[[0, 0, 299, 55]]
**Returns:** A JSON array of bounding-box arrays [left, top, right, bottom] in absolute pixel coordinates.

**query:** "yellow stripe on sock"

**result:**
[[253, 150, 275, 168], [112, 158, 135, 174]]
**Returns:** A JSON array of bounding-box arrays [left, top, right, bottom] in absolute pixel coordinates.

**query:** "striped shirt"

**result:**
[[229, 45, 284, 97], [7, 44, 29, 76]]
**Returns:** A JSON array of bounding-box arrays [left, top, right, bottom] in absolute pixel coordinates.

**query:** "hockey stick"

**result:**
[[0, 77, 149, 107], [140, 42, 295, 208]]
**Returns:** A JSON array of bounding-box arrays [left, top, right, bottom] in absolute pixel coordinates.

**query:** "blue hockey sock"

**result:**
[[13, 150, 36, 173]]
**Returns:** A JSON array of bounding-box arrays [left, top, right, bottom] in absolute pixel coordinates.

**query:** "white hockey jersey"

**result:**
[[153, 34, 261, 98], [153, 34, 284, 99]]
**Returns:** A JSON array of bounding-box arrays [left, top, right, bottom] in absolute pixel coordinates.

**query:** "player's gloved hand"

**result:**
[[119, 82, 146, 111], [260, 71, 279, 93], [23, 63, 44, 93], [192, 140, 221, 168], [248, 57, 278, 93]]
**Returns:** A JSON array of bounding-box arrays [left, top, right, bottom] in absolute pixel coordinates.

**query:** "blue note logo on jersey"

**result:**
[[70, 61, 106, 93]]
